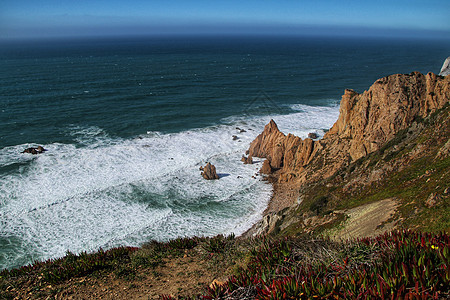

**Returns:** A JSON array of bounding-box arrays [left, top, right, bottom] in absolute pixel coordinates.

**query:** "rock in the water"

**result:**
[[439, 56, 450, 76], [241, 155, 253, 164], [22, 146, 47, 155], [232, 135, 239, 140], [201, 162, 219, 180], [308, 132, 318, 139]]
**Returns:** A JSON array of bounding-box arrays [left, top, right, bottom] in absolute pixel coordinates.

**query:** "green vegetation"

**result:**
[[164, 230, 449, 299], [3, 231, 447, 299]]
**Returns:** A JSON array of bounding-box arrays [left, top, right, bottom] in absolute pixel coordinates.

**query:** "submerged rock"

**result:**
[[22, 146, 47, 155], [201, 162, 219, 180]]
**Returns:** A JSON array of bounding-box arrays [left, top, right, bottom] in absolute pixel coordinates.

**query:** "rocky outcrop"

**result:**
[[247, 72, 450, 187], [201, 162, 219, 180], [248, 120, 286, 169], [22, 146, 47, 155], [327, 72, 449, 161], [439, 57, 450, 76], [260, 160, 272, 174], [241, 155, 253, 164]]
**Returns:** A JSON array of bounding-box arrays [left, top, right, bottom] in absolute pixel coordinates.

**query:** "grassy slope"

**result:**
[[1, 232, 448, 299]]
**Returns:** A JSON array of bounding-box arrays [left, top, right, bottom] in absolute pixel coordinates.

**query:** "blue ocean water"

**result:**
[[0, 36, 449, 269]]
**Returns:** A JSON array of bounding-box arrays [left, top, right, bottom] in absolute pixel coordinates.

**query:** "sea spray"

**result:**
[[0, 105, 339, 270]]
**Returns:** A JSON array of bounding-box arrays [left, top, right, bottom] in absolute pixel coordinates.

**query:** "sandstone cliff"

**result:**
[[248, 72, 450, 186], [245, 71, 450, 237]]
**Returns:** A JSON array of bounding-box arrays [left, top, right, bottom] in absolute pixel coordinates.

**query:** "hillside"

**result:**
[[1, 71, 449, 299]]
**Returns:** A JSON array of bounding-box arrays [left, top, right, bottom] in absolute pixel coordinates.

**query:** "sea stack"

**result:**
[[201, 162, 219, 180]]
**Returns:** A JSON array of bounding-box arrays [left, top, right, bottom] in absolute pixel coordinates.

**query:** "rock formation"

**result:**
[[247, 120, 286, 169], [22, 146, 47, 155], [259, 160, 272, 174], [243, 71, 449, 238], [241, 155, 253, 164], [247, 72, 450, 185], [327, 72, 449, 161], [201, 162, 219, 180], [439, 56, 450, 76]]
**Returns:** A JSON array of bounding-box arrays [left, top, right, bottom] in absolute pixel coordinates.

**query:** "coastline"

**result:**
[[241, 70, 450, 239], [241, 172, 300, 238]]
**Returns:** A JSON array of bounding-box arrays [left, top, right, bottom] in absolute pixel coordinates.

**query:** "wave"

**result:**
[[0, 103, 339, 269]]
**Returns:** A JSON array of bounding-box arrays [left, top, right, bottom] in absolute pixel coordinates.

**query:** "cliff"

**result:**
[[249, 72, 449, 185], [246, 71, 450, 236]]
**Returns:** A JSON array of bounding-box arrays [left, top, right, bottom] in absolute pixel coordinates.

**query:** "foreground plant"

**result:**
[[199, 230, 449, 299]]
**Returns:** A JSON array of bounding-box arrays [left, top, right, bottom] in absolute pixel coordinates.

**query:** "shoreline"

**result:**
[[240, 170, 300, 238]]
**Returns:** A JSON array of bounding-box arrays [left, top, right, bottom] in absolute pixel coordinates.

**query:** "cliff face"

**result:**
[[328, 72, 449, 161], [248, 72, 450, 186]]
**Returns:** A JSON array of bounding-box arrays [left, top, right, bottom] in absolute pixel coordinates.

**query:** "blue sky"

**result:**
[[1, 0, 449, 39]]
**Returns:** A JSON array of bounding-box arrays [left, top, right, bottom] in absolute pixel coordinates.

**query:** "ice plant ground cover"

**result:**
[[198, 230, 449, 299], [1, 230, 448, 299]]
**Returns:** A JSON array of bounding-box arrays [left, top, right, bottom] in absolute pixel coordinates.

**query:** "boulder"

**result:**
[[201, 162, 219, 180]]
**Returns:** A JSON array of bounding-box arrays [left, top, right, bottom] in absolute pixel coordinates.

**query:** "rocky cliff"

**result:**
[[246, 71, 450, 237], [248, 72, 449, 186]]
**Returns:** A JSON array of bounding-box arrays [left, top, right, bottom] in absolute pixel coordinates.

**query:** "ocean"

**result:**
[[0, 35, 449, 270]]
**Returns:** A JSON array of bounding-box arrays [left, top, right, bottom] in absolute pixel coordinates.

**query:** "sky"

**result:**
[[1, 0, 449, 40]]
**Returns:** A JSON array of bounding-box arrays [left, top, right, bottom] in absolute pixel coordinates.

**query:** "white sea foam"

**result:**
[[0, 103, 339, 269]]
